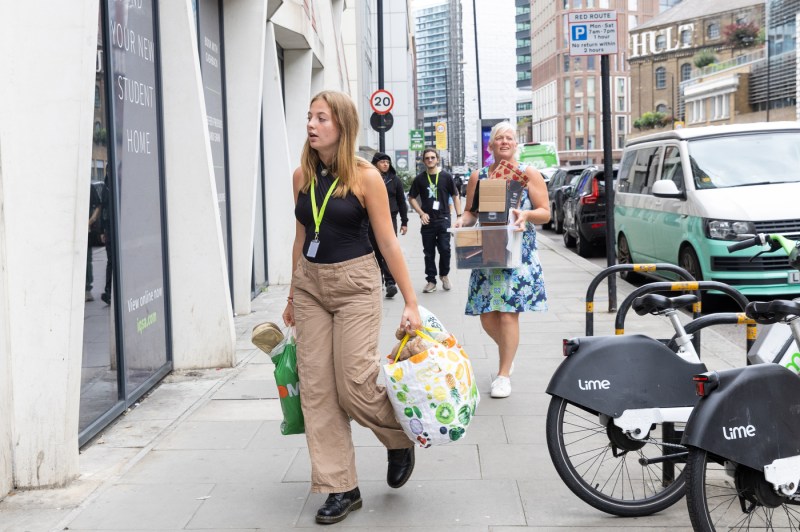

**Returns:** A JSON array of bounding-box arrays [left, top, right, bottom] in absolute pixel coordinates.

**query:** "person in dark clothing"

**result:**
[[369, 152, 408, 298], [407, 148, 463, 293], [86, 183, 102, 302], [99, 172, 113, 305]]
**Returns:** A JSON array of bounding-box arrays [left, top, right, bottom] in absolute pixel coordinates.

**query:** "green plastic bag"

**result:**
[[269, 328, 304, 435]]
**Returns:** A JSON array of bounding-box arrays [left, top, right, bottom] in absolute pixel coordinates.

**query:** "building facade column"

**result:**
[[0, 0, 99, 491]]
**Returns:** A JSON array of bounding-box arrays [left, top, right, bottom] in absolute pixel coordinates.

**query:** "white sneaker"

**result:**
[[490, 376, 511, 398], [423, 282, 437, 293], [440, 276, 452, 290]]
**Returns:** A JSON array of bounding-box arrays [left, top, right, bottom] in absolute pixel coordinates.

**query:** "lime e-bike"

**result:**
[[683, 233, 800, 531]]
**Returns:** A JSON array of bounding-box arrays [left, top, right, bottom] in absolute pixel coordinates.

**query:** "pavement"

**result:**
[[0, 213, 748, 531]]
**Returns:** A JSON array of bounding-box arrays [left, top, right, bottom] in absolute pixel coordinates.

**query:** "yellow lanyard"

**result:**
[[310, 176, 340, 240], [427, 171, 439, 198]]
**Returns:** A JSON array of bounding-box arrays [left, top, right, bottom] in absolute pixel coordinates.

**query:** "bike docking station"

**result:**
[[544, 261, 758, 518]]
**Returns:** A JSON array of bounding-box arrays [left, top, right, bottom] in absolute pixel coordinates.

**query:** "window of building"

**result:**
[[575, 77, 583, 94], [690, 100, 705, 123], [587, 97, 595, 112], [574, 0, 582, 7], [656, 103, 667, 113], [599, 0, 609, 6], [680, 63, 692, 81], [588, 116, 596, 134], [629, 15, 638, 29], [707, 22, 720, 39], [575, 97, 583, 111], [563, 55, 570, 72], [573, 57, 582, 71], [516, 101, 533, 111], [681, 29, 692, 45], [565, 117, 572, 133], [616, 115, 626, 150], [712, 95, 729, 120], [588, 135, 596, 149], [655, 67, 667, 89], [655, 34, 667, 49], [575, 136, 585, 150], [575, 116, 584, 134], [565, 136, 572, 150], [616, 77, 626, 112], [587, 77, 595, 96], [587, 56, 595, 70]]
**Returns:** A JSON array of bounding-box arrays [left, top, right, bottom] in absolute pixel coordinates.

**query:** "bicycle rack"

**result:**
[[616, 280, 752, 357], [585, 263, 697, 337], [680, 312, 758, 356]]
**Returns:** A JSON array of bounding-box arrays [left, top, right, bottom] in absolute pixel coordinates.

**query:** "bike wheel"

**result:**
[[685, 448, 800, 531], [546, 396, 687, 516]]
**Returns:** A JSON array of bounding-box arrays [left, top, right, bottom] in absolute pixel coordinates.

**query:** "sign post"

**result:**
[[569, 10, 618, 311], [370, 88, 394, 150]]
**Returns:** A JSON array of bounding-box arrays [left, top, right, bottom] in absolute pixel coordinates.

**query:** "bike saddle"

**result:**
[[745, 300, 800, 324], [633, 293, 699, 316]]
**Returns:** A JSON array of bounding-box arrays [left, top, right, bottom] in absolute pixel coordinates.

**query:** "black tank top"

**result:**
[[295, 165, 372, 264]]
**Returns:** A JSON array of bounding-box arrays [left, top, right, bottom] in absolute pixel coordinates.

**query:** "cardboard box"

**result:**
[[455, 229, 482, 247], [449, 226, 523, 269], [477, 179, 524, 224]]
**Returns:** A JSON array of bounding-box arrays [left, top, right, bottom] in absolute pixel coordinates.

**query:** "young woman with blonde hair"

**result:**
[[282, 90, 421, 524]]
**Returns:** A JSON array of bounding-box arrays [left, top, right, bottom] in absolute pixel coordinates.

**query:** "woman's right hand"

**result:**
[[282, 302, 295, 327]]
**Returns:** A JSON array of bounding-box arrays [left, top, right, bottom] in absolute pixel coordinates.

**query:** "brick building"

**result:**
[[628, 0, 767, 133]]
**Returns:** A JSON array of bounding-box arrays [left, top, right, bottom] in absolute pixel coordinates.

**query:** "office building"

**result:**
[[413, 0, 465, 169], [528, 0, 662, 166]]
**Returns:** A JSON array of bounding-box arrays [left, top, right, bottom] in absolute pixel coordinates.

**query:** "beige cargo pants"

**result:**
[[293, 253, 413, 494]]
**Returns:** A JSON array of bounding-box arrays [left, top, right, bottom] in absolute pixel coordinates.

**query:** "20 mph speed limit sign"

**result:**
[[370, 89, 394, 115]]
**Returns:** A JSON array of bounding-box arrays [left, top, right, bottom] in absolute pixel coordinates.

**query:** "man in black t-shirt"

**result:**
[[408, 148, 462, 293]]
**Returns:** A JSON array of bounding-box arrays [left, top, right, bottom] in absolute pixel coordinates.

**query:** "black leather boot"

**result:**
[[387, 447, 415, 488], [315, 487, 362, 524]]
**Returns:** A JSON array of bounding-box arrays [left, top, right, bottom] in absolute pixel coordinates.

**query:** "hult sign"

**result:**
[[629, 23, 695, 59]]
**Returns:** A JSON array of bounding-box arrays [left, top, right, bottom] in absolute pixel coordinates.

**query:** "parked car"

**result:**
[[562, 165, 619, 257], [614, 122, 800, 296], [545, 165, 589, 233]]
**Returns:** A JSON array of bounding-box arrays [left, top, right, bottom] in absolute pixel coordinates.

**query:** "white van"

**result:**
[[614, 122, 800, 296]]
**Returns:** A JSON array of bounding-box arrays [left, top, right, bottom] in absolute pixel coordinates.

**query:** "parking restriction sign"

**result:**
[[568, 11, 618, 56]]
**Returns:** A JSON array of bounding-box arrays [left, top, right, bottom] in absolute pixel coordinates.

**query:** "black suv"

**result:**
[[545, 165, 591, 233], [562, 165, 618, 257]]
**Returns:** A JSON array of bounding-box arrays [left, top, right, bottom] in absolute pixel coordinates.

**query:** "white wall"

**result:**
[[158, 0, 236, 370], [262, 22, 296, 285], [223, 0, 268, 316], [0, 0, 99, 489]]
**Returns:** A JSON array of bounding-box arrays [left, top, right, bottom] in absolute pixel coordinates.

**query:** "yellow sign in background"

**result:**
[[435, 121, 448, 150]]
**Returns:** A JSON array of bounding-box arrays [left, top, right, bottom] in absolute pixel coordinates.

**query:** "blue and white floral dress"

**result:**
[[464, 164, 548, 315]]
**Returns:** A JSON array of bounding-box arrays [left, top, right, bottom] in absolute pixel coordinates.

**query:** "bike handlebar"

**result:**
[[727, 234, 766, 253]]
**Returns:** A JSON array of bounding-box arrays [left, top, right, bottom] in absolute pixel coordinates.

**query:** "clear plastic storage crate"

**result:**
[[448, 225, 523, 269]]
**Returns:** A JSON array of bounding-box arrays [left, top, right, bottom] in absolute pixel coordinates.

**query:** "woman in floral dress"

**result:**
[[460, 122, 550, 398]]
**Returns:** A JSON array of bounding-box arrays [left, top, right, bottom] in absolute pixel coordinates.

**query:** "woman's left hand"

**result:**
[[401, 303, 422, 333], [510, 208, 528, 232]]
